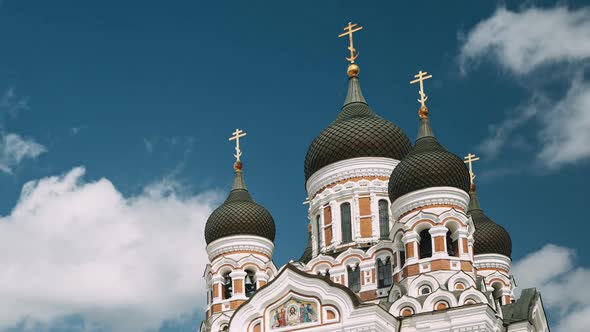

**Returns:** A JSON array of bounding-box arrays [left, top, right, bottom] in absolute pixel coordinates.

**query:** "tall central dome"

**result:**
[[304, 65, 412, 181]]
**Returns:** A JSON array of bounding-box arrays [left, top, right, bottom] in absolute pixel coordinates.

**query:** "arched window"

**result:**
[[446, 230, 457, 256], [378, 199, 390, 239], [341, 202, 352, 243], [377, 257, 393, 288], [315, 215, 322, 251], [435, 300, 449, 311], [245, 270, 256, 297], [419, 229, 432, 259], [223, 272, 233, 299], [419, 285, 431, 295], [347, 264, 361, 293]]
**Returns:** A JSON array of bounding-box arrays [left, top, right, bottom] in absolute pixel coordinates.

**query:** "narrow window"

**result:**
[[223, 272, 233, 299], [315, 215, 322, 251], [341, 202, 352, 243], [400, 249, 406, 267], [377, 257, 393, 288], [347, 264, 361, 292], [245, 270, 256, 297], [446, 230, 456, 256], [378, 200, 390, 239], [419, 229, 432, 259]]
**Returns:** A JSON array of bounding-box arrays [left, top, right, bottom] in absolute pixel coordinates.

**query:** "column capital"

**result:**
[[429, 226, 448, 237]]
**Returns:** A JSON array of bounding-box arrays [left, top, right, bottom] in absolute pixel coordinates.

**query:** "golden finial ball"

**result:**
[[233, 161, 243, 171], [418, 105, 429, 119], [347, 63, 359, 77]]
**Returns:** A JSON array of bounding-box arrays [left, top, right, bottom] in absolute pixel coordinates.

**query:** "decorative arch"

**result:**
[[423, 289, 458, 311], [228, 264, 397, 331], [389, 295, 422, 317], [387, 283, 406, 303], [458, 287, 489, 305], [447, 271, 476, 291], [408, 274, 440, 297]]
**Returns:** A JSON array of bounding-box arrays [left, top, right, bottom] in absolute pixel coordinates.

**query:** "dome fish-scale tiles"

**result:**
[[204, 169, 276, 244], [305, 102, 411, 181], [388, 135, 471, 202], [304, 75, 411, 181], [468, 191, 512, 258], [205, 198, 276, 244]]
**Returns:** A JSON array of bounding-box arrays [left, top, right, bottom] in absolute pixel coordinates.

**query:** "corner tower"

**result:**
[[202, 130, 278, 331], [386, 71, 483, 317], [466, 158, 515, 306], [300, 23, 412, 302]]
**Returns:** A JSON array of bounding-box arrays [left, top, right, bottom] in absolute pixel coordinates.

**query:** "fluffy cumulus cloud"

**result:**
[[459, 6, 590, 169], [513, 244, 590, 332], [459, 6, 590, 74], [0, 167, 219, 331]]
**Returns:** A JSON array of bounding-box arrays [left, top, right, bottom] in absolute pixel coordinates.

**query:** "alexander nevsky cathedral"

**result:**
[[199, 23, 550, 332]]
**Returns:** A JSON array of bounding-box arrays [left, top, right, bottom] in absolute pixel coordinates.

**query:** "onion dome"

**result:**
[[304, 65, 412, 181], [388, 115, 470, 202], [204, 161, 276, 244], [468, 187, 512, 258]]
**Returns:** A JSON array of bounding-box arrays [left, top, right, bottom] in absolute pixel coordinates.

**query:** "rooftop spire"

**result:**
[[410, 70, 433, 119], [338, 22, 363, 64], [410, 70, 436, 140], [226, 129, 252, 201], [464, 153, 480, 191], [464, 153, 482, 212], [343, 73, 367, 106]]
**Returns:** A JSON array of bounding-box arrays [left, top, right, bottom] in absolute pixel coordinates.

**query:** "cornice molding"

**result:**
[[306, 157, 398, 198], [391, 187, 469, 220]]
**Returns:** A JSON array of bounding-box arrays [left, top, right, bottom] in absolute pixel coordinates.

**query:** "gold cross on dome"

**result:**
[[410, 70, 433, 112], [463, 153, 480, 186], [338, 22, 363, 63], [229, 128, 247, 162]]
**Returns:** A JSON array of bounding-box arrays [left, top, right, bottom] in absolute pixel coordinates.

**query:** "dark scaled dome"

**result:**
[[204, 162, 276, 244], [304, 73, 411, 181], [468, 189, 512, 258], [388, 117, 470, 202]]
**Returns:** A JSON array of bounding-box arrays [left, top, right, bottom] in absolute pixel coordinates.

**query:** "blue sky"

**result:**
[[0, 1, 589, 331]]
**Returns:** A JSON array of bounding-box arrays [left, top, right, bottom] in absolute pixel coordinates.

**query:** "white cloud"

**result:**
[[0, 87, 46, 174], [537, 78, 590, 168], [459, 6, 590, 74], [0, 167, 219, 331], [513, 244, 590, 332], [478, 94, 544, 159], [0, 132, 47, 174], [459, 6, 590, 169]]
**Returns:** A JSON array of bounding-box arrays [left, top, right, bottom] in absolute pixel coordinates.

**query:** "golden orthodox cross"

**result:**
[[229, 128, 247, 162], [338, 22, 363, 63], [410, 70, 433, 110], [463, 153, 480, 186]]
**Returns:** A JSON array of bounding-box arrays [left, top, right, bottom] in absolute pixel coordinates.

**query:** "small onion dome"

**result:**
[[388, 117, 470, 202], [304, 67, 411, 181], [204, 161, 276, 244], [468, 188, 512, 258]]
